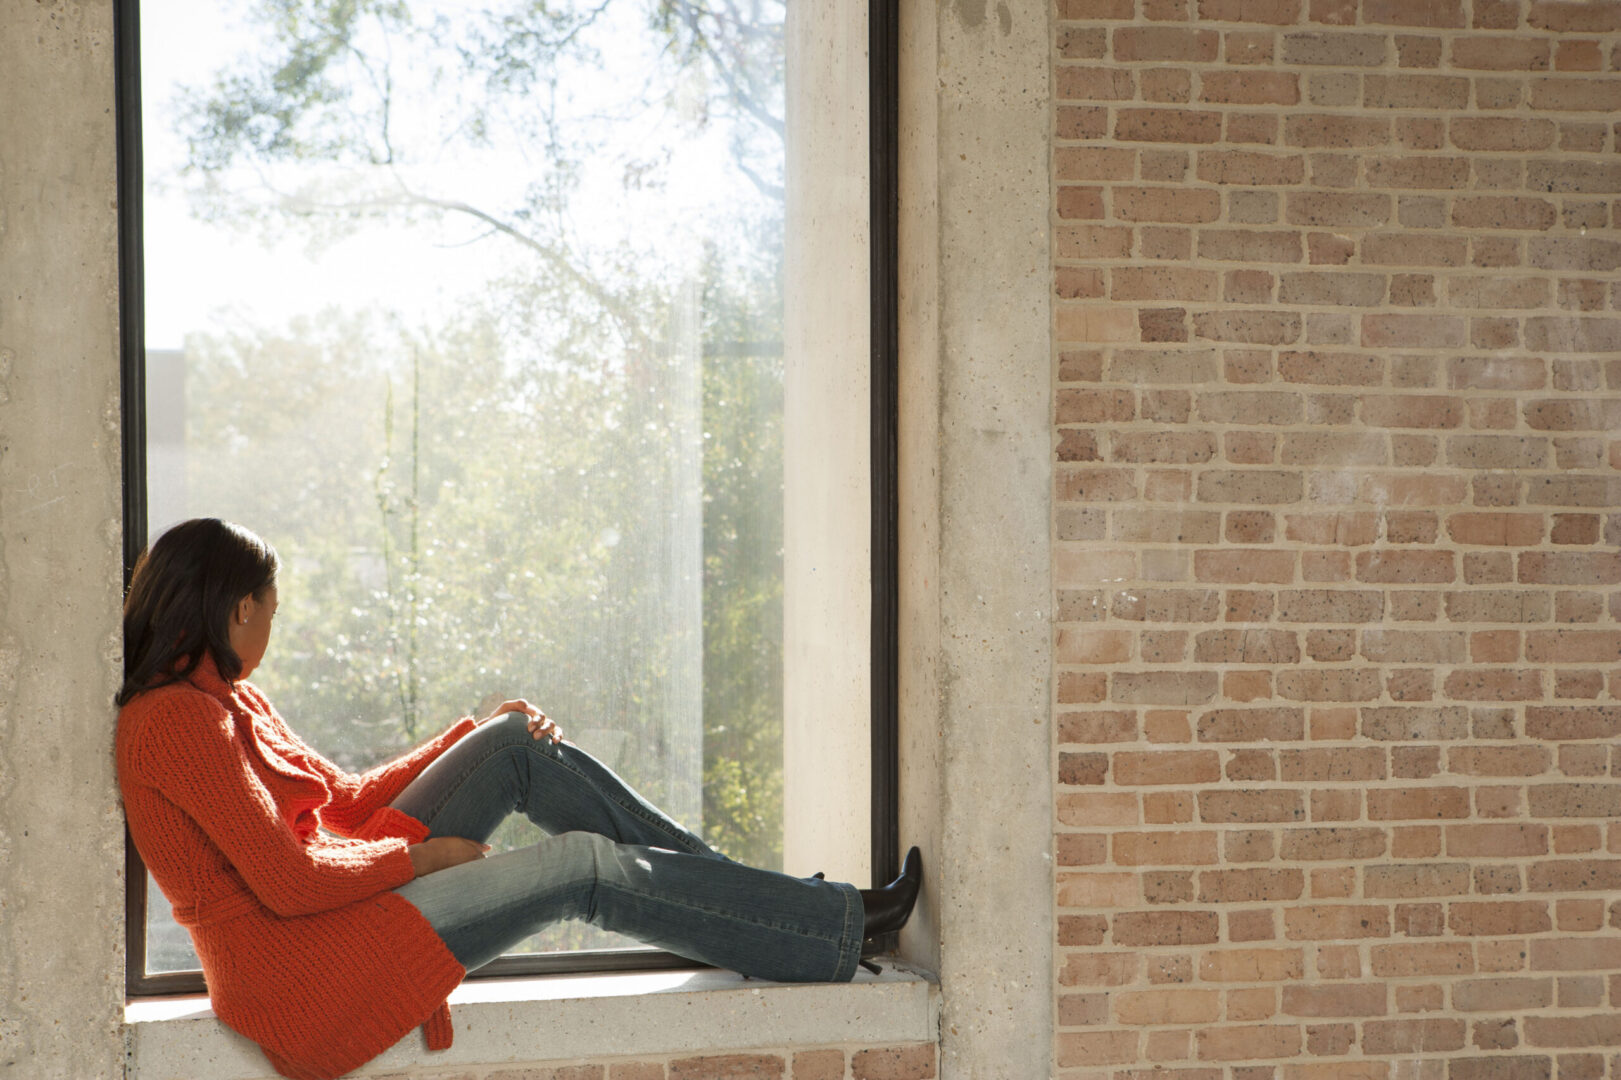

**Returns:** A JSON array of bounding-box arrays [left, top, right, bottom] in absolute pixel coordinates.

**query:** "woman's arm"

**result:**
[[127, 693, 420, 916], [247, 688, 478, 837]]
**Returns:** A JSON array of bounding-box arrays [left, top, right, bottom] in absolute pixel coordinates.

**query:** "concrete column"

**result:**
[[0, 1, 130, 1077], [898, 0, 1054, 1076]]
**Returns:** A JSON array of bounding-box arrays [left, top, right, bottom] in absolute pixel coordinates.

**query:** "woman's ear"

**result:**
[[234, 593, 255, 627]]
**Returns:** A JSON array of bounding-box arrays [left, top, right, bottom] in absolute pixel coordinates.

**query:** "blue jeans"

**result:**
[[389, 713, 863, 982]]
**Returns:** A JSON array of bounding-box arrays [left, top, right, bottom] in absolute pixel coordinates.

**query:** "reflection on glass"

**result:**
[[140, 0, 786, 972]]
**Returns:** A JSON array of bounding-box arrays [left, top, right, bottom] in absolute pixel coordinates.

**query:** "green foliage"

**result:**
[[145, 0, 789, 967]]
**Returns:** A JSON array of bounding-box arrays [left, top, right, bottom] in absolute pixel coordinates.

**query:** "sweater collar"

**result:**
[[183, 651, 237, 700]]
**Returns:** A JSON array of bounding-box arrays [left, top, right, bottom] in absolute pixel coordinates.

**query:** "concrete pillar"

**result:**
[[0, 1, 130, 1076], [898, 0, 1055, 1076]]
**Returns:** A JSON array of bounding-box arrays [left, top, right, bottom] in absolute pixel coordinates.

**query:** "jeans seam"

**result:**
[[595, 880, 849, 948]]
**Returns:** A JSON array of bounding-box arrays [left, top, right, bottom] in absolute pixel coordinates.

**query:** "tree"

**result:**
[[144, 0, 791, 971]]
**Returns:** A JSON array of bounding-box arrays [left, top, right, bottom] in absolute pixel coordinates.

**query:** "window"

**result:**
[[117, 0, 897, 993]]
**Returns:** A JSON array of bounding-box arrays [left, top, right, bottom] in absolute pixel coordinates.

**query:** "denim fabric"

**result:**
[[389, 714, 862, 982]]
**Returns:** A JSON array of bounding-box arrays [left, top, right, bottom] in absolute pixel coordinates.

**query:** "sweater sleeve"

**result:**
[[127, 693, 420, 917], [262, 705, 479, 838]]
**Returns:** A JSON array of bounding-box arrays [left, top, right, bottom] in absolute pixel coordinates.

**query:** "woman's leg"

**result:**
[[388, 714, 861, 980], [393, 832, 863, 982], [389, 712, 718, 857]]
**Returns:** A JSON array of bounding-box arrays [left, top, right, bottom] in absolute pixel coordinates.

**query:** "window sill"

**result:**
[[125, 963, 939, 1079]]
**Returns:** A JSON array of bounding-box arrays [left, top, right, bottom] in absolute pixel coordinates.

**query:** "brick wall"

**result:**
[[1051, 2, 1621, 1078]]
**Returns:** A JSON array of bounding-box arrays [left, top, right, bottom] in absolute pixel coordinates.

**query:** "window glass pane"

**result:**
[[140, 0, 786, 972]]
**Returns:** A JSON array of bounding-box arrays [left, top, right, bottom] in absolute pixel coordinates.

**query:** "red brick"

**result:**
[[1113, 188, 1222, 226], [1451, 117, 1557, 151], [1115, 750, 1222, 785], [1277, 668, 1381, 702], [1360, 317, 1468, 350], [1283, 30, 1385, 65], [1529, 1, 1621, 30], [1361, 629, 1467, 664], [1364, 0, 1462, 24], [670, 1056, 784, 1079], [1453, 197, 1558, 231], [1199, 229, 1305, 263], [792, 1051, 845, 1080], [1057, 468, 1137, 503], [1200, 789, 1306, 823], [1449, 745, 1551, 776], [1114, 831, 1220, 866], [1279, 828, 1386, 861], [1058, 67, 1135, 101], [1443, 668, 1543, 701], [1534, 784, 1621, 820], [1196, 1025, 1303, 1062], [850, 1046, 935, 1080], [1197, 469, 1304, 504], [1450, 902, 1553, 937], [1278, 351, 1382, 386], [1365, 862, 1471, 898], [1198, 869, 1305, 903], [1530, 78, 1621, 112], [1057, 147, 1136, 181], [1197, 150, 1307, 187], [1194, 629, 1300, 665], [1114, 25, 1221, 61], [1056, 225, 1133, 260], [1057, 1030, 1138, 1068], [1368, 787, 1470, 820], [1452, 37, 1551, 69], [1371, 942, 1473, 977], [1109, 347, 1218, 384], [1446, 513, 1545, 546], [1355, 550, 1454, 584], [1364, 232, 1469, 267], [1527, 706, 1621, 741], [1526, 631, 1621, 664], [1454, 979, 1555, 1013], [1520, 553, 1621, 585], [1279, 747, 1384, 782], [1198, 0, 1302, 22], [1117, 109, 1224, 144], [1203, 71, 1301, 105], [1198, 311, 1304, 346], [1527, 860, 1621, 893], [1195, 707, 1304, 742], [1366, 74, 1470, 109], [1282, 983, 1389, 1017], [1287, 191, 1390, 227], [1114, 910, 1221, 945], [1285, 116, 1391, 150], [1284, 905, 1391, 939], [1364, 1019, 1466, 1055], [610, 1066, 664, 1080]]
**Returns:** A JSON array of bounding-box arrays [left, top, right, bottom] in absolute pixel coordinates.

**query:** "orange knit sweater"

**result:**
[[117, 654, 479, 1080]]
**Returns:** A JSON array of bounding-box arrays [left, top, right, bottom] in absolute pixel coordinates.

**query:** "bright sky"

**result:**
[[141, 0, 780, 350]]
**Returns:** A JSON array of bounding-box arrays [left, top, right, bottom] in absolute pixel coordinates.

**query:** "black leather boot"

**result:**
[[861, 846, 922, 941]]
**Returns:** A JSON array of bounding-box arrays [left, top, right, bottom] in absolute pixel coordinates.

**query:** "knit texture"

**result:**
[[117, 654, 478, 1080]]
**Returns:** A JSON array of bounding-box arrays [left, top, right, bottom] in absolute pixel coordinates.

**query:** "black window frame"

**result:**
[[116, 0, 900, 997]]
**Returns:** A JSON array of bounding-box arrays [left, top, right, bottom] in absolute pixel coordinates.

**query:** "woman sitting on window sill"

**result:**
[[115, 518, 922, 1080]]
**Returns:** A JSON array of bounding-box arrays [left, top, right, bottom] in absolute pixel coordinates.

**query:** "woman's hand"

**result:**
[[476, 697, 564, 744], [408, 836, 490, 877]]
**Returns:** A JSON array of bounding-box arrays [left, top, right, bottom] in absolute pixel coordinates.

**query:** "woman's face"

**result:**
[[229, 584, 278, 679]]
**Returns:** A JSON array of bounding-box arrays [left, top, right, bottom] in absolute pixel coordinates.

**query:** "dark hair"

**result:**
[[117, 518, 279, 707]]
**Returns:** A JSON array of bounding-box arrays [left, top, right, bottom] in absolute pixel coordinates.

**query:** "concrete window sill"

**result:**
[[125, 963, 938, 1079]]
